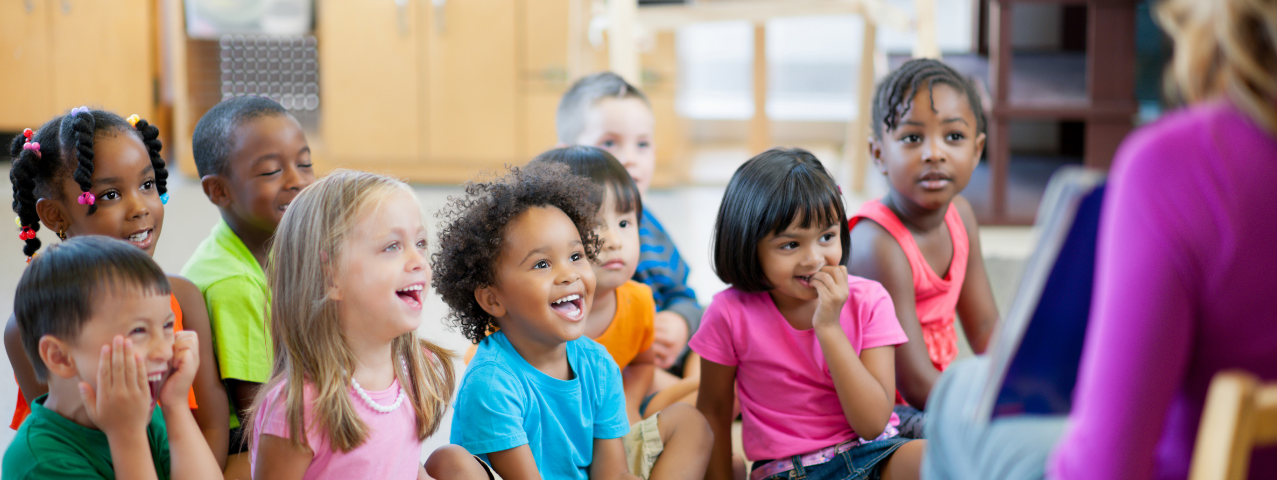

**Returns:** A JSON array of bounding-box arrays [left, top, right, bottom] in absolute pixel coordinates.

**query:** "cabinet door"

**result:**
[[520, 0, 573, 158], [423, 0, 518, 167], [50, 0, 153, 120], [317, 0, 421, 162], [0, 0, 53, 130]]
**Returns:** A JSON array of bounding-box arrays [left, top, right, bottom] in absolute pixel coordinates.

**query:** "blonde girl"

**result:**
[[246, 170, 481, 479]]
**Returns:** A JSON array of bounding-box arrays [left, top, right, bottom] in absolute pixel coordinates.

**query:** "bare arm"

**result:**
[[811, 266, 897, 439], [5, 313, 46, 404], [162, 331, 224, 480], [169, 275, 230, 469], [951, 196, 999, 354], [252, 434, 313, 480], [848, 221, 938, 408], [227, 380, 263, 426], [487, 445, 543, 480], [696, 358, 737, 480], [622, 348, 657, 424], [590, 437, 639, 480]]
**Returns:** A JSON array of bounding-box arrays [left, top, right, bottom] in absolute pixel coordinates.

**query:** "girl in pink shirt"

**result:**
[[692, 149, 924, 480], [848, 59, 1000, 437], [245, 171, 485, 480]]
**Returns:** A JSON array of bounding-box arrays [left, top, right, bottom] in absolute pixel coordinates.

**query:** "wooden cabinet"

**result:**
[[311, 0, 687, 184], [0, 0, 153, 131]]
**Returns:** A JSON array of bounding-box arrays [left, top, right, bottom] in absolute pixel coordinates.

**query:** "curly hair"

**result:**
[[871, 58, 986, 140], [432, 162, 602, 343]]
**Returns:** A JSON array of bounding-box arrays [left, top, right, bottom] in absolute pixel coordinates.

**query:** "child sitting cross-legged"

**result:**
[[2, 236, 222, 479], [436, 162, 713, 480]]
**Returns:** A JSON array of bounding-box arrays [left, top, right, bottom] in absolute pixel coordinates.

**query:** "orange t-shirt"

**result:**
[[10, 294, 198, 429], [463, 281, 657, 369]]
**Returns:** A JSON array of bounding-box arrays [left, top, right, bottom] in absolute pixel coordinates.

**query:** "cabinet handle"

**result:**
[[395, 0, 410, 35], [61, 0, 71, 14], [24, 0, 34, 13], [432, 0, 446, 34]]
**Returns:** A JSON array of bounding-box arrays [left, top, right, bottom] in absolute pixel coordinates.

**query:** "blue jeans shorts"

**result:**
[[753, 437, 912, 480]]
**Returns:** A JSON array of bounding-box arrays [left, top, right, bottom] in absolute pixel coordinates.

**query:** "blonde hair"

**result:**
[[1156, 0, 1277, 132], [247, 170, 456, 453]]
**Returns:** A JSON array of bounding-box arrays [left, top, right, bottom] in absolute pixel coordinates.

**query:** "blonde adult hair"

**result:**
[[247, 170, 456, 453], [1156, 0, 1277, 132]]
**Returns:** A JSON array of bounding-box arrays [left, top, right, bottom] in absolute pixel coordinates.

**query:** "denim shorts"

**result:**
[[753, 437, 912, 480]]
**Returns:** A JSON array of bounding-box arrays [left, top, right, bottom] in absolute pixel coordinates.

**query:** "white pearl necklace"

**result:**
[[350, 376, 407, 414]]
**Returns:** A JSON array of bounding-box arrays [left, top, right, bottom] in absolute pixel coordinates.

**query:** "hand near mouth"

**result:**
[[159, 331, 200, 408], [810, 265, 850, 330], [79, 336, 154, 437]]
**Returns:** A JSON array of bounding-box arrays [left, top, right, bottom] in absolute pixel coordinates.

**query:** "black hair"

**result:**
[[871, 58, 986, 140], [9, 108, 167, 257], [15, 235, 171, 381], [556, 72, 650, 145], [191, 96, 289, 178], [711, 148, 849, 292], [433, 162, 602, 343], [529, 146, 643, 221]]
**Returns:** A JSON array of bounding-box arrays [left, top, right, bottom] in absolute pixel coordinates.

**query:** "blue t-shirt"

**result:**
[[450, 332, 629, 480]]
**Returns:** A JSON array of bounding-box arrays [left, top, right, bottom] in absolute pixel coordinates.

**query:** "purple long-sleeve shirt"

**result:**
[[1048, 101, 1277, 480]]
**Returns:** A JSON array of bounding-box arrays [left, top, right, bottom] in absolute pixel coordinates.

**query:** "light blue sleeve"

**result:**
[[590, 343, 631, 439], [451, 362, 529, 455]]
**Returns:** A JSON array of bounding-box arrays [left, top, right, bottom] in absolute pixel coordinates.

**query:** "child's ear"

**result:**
[[38, 335, 79, 379], [474, 286, 506, 319], [34, 197, 70, 236], [973, 132, 987, 160], [201, 175, 232, 207], [868, 137, 888, 175]]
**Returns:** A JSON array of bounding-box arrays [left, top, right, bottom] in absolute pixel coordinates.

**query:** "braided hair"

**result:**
[[9, 108, 168, 258], [871, 58, 986, 140]]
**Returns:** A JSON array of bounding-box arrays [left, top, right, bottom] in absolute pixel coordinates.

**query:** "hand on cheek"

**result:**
[[160, 331, 199, 407], [811, 266, 849, 330], [79, 336, 153, 437]]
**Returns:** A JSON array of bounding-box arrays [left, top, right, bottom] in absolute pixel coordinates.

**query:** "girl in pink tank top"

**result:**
[[848, 59, 1001, 437]]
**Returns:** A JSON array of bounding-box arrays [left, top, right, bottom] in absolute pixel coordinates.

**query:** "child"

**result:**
[[2, 236, 222, 479], [245, 170, 480, 479], [530, 146, 700, 419], [848, 59, 999, 436], [557, 72, 702, 377], [5, 108, 230, 466], [436, 162, 712, 480], [181, 95, 316, 472], [693, 149, 924, 480]]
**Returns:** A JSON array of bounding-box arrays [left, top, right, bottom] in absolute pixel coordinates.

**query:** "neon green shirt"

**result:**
[[181, 220, 271, 428], [2, 395, 170, 479]]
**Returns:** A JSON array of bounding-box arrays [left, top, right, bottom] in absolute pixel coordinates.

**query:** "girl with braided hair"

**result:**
[[5, 107, 231, 468], [847, 58, 1000, 439]]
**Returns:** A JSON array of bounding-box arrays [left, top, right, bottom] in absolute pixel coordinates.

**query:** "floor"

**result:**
[[0, 152, 1035, 459]]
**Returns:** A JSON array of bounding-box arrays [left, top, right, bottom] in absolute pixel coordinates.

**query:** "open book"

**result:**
[[976, 167, 1107, 421]]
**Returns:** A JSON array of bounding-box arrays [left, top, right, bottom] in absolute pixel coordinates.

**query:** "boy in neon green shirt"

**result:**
[[180, 97, 316, 469]]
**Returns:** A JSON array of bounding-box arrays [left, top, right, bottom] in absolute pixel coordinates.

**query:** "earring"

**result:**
[[57, 228, 67, 241]]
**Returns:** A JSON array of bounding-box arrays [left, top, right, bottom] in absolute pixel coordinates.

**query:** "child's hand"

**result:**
[[652, 311, 690, 369], [811, 265, 849, 330], [79, 336, 154, 438], [160, 330, 200, 407]]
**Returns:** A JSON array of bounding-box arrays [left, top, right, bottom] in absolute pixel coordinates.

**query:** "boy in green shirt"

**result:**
[[3, 237, 221, 479], [180, 96, 316, 470]]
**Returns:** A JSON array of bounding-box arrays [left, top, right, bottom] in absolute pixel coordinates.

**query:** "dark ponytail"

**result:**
[[63, 109, 98, 215], [10, 136, 43, 257], [132, 118, 168, 197]]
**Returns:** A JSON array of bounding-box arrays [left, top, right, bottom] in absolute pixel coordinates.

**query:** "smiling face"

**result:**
[[591, 188, 641, 297], [331, 189, 431, 343], [574, 97, 657, 194], [56, 133, 165, 256], [67, 287, 175, 407], [486, 206, 596, 346], [222, 114, 315, 233], [757, 214, 843, 305], [873, 82, 986, 211]]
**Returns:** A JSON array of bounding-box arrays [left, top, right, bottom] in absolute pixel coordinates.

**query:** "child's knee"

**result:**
[[657, 402, 713, 447]]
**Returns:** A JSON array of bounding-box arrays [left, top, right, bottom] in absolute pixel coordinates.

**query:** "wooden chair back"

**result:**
[[1189, 370, 1277, 480]]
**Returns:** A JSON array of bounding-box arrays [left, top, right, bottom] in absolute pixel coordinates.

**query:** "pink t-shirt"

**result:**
[[689, 275, 908, 461], [251, 379, 423, 480]]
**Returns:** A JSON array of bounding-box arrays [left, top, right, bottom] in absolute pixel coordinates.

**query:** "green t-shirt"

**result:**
[[2, 395, 170, 479], [180, 220, 272, 428]]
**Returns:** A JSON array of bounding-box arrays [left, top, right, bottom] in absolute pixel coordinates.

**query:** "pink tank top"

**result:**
[[850, 199, 967, 371]]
